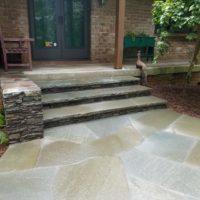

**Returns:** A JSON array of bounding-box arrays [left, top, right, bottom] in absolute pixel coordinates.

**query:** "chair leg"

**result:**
[[27, 42, 32, 71], [29, 62, 32, 71]]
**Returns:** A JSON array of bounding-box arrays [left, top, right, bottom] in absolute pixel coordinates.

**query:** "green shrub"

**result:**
[[0, 131, 9, 145], [0, 112, 5, 128], [126, 32, 149, 38]]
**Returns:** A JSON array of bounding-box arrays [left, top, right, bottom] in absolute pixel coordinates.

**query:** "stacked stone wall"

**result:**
[[1, 77, 43, 144], [148, 72, 200, 86]]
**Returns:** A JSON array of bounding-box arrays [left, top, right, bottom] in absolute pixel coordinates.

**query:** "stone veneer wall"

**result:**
[[0, 0, 194, 63], [148, 72, 200, 86], [1, 77, 43, 144]]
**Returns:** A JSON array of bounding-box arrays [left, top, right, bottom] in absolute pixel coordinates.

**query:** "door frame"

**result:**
[[27, 0, 91, 60]]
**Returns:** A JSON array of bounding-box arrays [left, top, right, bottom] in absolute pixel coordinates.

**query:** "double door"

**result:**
[[29, 0, 90, 60]]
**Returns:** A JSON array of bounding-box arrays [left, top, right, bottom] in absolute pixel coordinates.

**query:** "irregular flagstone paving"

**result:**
[[121, 149, 200, 198], [0, 157, 129, 200], [128, 177, 194, 200], [1, 109, 200, 199], [136, 131, 196, 162], [186, 141, 200, 167]]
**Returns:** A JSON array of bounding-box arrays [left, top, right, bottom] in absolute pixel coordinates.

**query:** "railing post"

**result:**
[[114, 0, 126, 69]]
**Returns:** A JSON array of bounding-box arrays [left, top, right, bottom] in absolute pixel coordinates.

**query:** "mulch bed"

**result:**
[[150, 84, 200, 118], [0, 126, 8, 157], [0, 145, 8, 157]]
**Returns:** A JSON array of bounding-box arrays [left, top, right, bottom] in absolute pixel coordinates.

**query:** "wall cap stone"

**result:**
[[1, 77, 41, 96]]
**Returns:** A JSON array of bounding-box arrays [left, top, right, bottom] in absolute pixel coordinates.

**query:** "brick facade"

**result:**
[[90, 0, 116, 62], [0, 90, 3, 111], [158, 35, 195, 62], [91, 0, 154, 62], [0, 0, 29, 37], [0, 0, 195, 63]]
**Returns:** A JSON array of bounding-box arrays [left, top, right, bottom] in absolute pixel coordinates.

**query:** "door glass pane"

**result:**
[[33, 0, 57, 48], [64, 0, 85, 49]]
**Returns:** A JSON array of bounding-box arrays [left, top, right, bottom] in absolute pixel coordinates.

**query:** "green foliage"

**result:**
[[152, 0, 200, 73], [0, 131, 9, 145], [125, 32, 150, 38], [153, 30, 170, 63], [0, 112, 5, 128], [186, 32, 198, 41], [153, 0, 200, 30]]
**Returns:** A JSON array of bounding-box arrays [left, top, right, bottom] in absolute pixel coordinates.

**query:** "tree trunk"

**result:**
[[197, 51, 200, 63], [186, 27, 200, 83]]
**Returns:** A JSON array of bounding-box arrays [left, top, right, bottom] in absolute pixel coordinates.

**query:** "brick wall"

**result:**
[[0, 89, 3, 111], [159, 35, 195, 62], [90, 0, 116, 62], [0, 0, 29, 37], [125, 0, 154, 35], [91, 0, 154, 62], [0, 0, 194, 63]]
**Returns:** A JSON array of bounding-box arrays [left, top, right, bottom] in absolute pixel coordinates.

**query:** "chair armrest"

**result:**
[[4, 38, 34, 42]]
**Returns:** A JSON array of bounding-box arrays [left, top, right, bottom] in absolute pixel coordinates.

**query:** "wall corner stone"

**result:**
[[1, 77, 43, 144]]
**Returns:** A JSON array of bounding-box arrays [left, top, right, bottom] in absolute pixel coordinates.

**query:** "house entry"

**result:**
[[29, 0, 90, 60]]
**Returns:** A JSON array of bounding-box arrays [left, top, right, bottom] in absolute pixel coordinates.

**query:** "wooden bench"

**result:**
[[0, 30, 34, 71]]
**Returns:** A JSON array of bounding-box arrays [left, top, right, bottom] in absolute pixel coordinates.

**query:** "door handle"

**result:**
[[58, 16, 64, 24]]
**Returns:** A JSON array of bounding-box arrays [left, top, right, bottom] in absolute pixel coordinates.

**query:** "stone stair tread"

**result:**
[[43, 96, 167, 121], [42, 85, 151, 104], [36, 75, 139, 90]]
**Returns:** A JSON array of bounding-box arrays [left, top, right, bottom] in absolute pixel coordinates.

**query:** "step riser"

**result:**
[[44, 104, 167, 128], [41, 80, 139, 94], [43, 90, 151, 108]]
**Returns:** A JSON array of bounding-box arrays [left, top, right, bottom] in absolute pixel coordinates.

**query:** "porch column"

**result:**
[[114, 0, 126, 69]]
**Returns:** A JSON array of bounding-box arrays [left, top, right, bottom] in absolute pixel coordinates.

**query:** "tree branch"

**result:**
[[186, 26, 200, 83]]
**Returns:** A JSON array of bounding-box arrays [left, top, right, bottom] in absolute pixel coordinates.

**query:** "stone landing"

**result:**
[[1, 109, 200, 199]]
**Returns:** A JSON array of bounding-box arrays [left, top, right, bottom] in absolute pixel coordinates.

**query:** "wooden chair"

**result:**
[[0, 29, 34, 71]]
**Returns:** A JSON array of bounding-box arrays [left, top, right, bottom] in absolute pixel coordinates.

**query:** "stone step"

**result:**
[[36, 76, 140, 94], [24, 64, 140, 81], [43, 96, 167, 128], [42, 85, 151, 108]]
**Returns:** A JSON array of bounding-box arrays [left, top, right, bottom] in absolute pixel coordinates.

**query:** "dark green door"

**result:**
[[29, 0, 90, 60]]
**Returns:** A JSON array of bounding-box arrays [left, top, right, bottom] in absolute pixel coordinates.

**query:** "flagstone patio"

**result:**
[[0, 108, 200, 199]]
